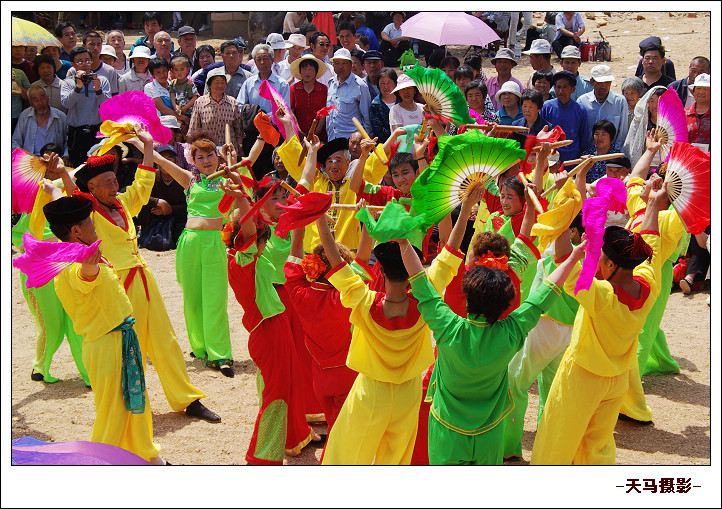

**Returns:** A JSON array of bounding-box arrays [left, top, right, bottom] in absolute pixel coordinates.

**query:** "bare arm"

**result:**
[[349, 137, 375, 194], [244, 136, 266, 166], [630, 129, 662, 181], [315, 215, 344, 267], [290, 226, 305, 258], [519, 183, 538, 239], [154, 96, 178, 117], [447, 184, 484, 251], [438, 214, 452, 248], [299, 135, 320, 186], [398, 238, 425, 277], [129, 132, 193, 189], [547, 239, 587, 287]]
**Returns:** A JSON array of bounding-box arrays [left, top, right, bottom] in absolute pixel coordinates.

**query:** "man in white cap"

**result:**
[[486, 48, 525, 111], [577, 64, 629, 146], [523, 39, 556, 89], [237, 43, 291, 115], [326, 48, 372, 141], [278, 34, 308, 83], [262, 33, 292, 77], [559, 45, 592, 101]]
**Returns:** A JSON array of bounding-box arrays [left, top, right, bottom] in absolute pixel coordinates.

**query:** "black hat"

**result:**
[[605, 156, 631, 169], [318, 137, 349, 165], [74, 154, 117, 193], [552, 70, 577, 87], [601, 225, 653, 269], [361, 49, 383, 62], [177, 26, 196, 38], [638, 36, 662, 55], [43, 195, 93, 229], [373, 241, 423, 280]]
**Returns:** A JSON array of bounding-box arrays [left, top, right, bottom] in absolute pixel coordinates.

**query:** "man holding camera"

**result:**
[[61, 46, 112, 167]]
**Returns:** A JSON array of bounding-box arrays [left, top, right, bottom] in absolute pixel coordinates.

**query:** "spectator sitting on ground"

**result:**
[[353, 14, 380, 51], [283, 12, 307, 37], [12, 85, 69, 159], [380, 12, 410, 67], [32, 54, 67, 113], [551, 11, 585, 58], [119, 46, 152, 93]]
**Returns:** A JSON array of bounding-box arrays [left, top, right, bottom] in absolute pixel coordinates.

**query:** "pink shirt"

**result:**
[[485, 76, 525, 111]]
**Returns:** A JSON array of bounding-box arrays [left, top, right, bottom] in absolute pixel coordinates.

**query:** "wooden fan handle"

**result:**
[[352, 117, 388, 164], [530, 139, 574, 152], [540, 158, 595, 198], [466, 124, 530, 132], [563, 153, 626, 166], [279, 180, 302, 197], [517, 173, 544, 214], [297, 118, 319, 166]]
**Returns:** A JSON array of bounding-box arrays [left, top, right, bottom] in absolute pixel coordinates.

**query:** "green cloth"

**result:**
[[539, 256, 580, 326], [235, 240, 286, 323], [397, 124, 421, 153], [485, 212, 538, 302], [409, 271, 560, 439], [356, 199, 426, 248], [265, 224, 291, 285], [111, 317, 146, 414]]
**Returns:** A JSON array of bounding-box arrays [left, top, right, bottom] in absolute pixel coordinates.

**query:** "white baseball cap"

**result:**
[[590, 64, 614, 83], [266, 33, 292, 51], [560, 45, 582, 60], [331, 48, 353, 62], [689, 73, 710, 89]]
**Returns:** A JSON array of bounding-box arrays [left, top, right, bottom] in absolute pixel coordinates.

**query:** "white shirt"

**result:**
[[389, 102, 424, 128]]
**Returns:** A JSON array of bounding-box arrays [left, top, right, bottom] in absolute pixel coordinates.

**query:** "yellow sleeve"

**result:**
[[563, 259, 615, 314], [277, 136, 305, 183], [635, 232, 662, 299], [362, 152, 388, 186], [118, 166, 156, 217], [625, 177, 645, 217], [427, 246, 464, 295], [62, 263, 103, 294], [327, 262, 375, 311]]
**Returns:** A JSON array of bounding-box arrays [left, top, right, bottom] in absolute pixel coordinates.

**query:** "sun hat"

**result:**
[[266, 33, 292, 51], [494, 80, 522, 103], [590, 64, 614, 83], [522, 39, 552, 55], [362, 49, 383, 62], [689, 73, 710, 90], [391, 73, 416, 94], [129, 45, 152, 59], [177, 26, 196, 38], [87, 139, 128, 158], [560, 45, 581, 60], [287, 33, 308, 49], [160, 115, 182, 129], [100, 45, 117, 60], [490, 47, 518, 66], [290, 54, 327, 80], [331, 48, 353, 62]]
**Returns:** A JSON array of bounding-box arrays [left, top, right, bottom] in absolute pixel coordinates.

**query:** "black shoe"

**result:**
[[185, 399, 221, 423], [219, 364, 234, 378], [306, 434, 328, 448], [618, 413, 653, 425], [190, 351, 197, 358], [31, 370, 44, 382]]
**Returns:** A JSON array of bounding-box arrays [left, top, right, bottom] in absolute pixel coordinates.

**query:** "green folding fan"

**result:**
[[410, 130, 526, 226], [405, 66, 473, 126]]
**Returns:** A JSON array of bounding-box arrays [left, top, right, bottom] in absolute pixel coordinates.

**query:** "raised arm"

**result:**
[[519, 183, 538, 240], [290, 226, 305, 258], [349, 137, 376, 194], [220, 172, 255, 244], [299, 135, 320, 187], [546, 238, 587, 288], [129, 127, 194, 189], [398, 238, 424, 278], [630, 129, 662, 181], [448, 184, 484, 251], [554, 227, 573, 260], [244, 136, 266, 166], [412, 131, 430, 172], [639, 180, 665, 234], [315, 214, 344, 267]]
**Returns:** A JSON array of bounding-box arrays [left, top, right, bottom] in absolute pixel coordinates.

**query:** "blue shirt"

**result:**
[[496, 106, 524, 125], [570, 73, 592, 102], [11, 106, 69, 157], [512, 114, 553, 136], [356, 26, 379, 51], [237, 72, 291, 115], [60, 75, 112, 126], [326, 73, 372, 140], [576, 90, 629, 147], [581, 142, 623, 183], [540, 98, 589, 162], [56, 60, 73, 80]]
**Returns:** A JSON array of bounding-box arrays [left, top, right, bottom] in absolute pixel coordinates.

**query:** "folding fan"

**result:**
[[405, 66, 473, 126], [410, 129, 526, 227], [12, 148, 47, 214], [656, 87, 688, 161], [664, 142, 710, 234], [97, 90, 172, 155], [259, 80, 299, 141], [12, 232, 102, 288]]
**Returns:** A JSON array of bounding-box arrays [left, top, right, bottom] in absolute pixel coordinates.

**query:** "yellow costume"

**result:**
[[277, 136, 387, 252], [531, 231, 662, 465], [84, 165, 205, 411], [55, 262, 160, 462]]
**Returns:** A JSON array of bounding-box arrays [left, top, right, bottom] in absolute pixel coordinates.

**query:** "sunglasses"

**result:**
[[316, 42, 330, 47]]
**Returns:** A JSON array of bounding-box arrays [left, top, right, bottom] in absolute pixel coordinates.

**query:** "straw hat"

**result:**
[[290, 54, 327, 81]]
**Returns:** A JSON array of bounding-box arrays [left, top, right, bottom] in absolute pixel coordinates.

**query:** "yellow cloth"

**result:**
[[531, 178, 582, 253], [277, 136, 387, 252], [321, 374, 421, 465], [426, 245, 466, 296], [563, 232, 662, 377]]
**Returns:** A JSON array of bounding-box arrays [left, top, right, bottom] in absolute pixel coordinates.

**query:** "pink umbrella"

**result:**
[[400, 12, 500, 47]]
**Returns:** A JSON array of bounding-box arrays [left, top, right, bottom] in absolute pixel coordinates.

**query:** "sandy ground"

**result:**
[[8, 12, 712, 470]]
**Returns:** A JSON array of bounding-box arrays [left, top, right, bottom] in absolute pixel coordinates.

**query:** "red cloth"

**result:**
[[311, 12, 337, 45], [311, 361, 357, 435], [275, 192, 332, 239], [685, 103, 711, 145], [290, 80, 328, 135], [444, 262, 523, 320], [483, 188, 503, 215], [227, 235, 266, 332], [410, 346, 436, 466]]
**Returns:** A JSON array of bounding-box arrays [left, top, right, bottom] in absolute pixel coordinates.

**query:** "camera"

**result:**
[[80, 72, 97, 84]]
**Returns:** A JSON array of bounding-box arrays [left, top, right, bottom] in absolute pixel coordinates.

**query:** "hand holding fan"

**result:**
[[12, 148, 49, 214], [663, 142, 710, 234], [410, 129, 526, 227], [259, 80, 299, 141], [655, 87, 688, 161], [97, 90, 172, 155], [12, 232, 102, 288], [405, 66, 473, 126]]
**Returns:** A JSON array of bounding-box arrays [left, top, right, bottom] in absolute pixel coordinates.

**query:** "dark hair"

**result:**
[[389, 152, 418, 173], [54, 21, 75, 39], [454, 65, 474, 82], [299, 22, 318, 36], [33, 54, 55, 70], [170, 54, 192, 69], [378, 67, 398, 83], [462, 266, 515, 323], [544, 12, 557, 25], [520, 89, 544, 109], [350, 48, 365, 61], [197, 44, 215, 58], [427, 47, 447, 68], [69, 46, 91, 62], [356, 33, 370, 46], [148, 57, 169, 73], [641, 42, 665, 59], [692, 56, 711, 73], [220, 40, 241, 54], [471, 231, 511, 258], [570, 211, 585, 234], [532, 69, 554, 86], [40, 143, 64, 156], [338, 21, 355, 35], [501, 176, 525, 203], [651, 87, 665, 98], [48, 221, 78, 241], [464, 80, 487, 100], [463, 53, 482, 71], [313, 242, 354, 281], [373, 242, 420, 282], [309, 31, 330, 46], [299, 58, 319, 73], [82, 31, 103, 45], [253, 175, 283, 201], [592, 119, 616, 140], [143, 12, 162, 25], [439, 55, 460, 70], [256, 222, 272, 245], [554, 73, 576, 88]]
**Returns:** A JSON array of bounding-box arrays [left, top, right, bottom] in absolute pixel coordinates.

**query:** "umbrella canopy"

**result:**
[[12, 437, 151, 465], [12, 16, 60, 47], [400, 12, 500, 47]]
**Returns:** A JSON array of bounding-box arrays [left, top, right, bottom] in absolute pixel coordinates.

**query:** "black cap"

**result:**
[[74, 154, 117, 193], [552, 70, 577, 86], [601, 225, 653, 269], [638, 36, 662, 55], [178, 26, 196, 37], [318, 137, 349, 165], [43, 195, 93, 229], [605, 156, 631, 169], [361, 49, 383, 62]]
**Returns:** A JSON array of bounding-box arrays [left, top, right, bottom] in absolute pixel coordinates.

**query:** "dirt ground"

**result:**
[[7, 9, 713, 476]]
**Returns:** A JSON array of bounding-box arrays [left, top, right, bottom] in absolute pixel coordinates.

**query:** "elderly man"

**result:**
[[523, 39, 556, 89], [309, 31, 335, 86], [670, 56, 710, 108], [559, 45, 592, 101], [173, 26, 200, 73], [153, 31, 174, 65], [577, 65, 629, 147], [65, 31, 119, 95], [238, 44, 291, 115], [353, 14, 380, 51], [278, 33, 307, 83], [54, 21, 77, 61], [540, 70, 588, 162], [262, 33, 291, 77], [326, 48, 372, 141], [12, 85, 69, 159], [61, 47, 112, 166], [31, 54, 67, 113], [486, 48, 525, 111], [362, 50, 383, 100]]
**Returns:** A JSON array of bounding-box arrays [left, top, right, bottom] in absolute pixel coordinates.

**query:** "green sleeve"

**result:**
[[485, 178, 500, 196], [503, 278, 562, 350], [409, 271, 466, 347], [363, 181, 382, 195], [234, 239, 258, 267], [508, 237, 538, 281]]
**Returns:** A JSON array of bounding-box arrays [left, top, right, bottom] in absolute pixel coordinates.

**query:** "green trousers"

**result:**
[[428, 414, 505, 465], [638, 260, 679, 375]]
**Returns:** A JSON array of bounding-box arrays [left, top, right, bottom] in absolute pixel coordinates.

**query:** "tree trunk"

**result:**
[[248, 12, 285, 47]]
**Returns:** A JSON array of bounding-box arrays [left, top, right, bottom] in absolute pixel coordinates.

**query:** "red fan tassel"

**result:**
[[315, 105, 337, 120], [427, 135, 438, 163], [384, 141, 400, 166], [458, 125, 467, 134]]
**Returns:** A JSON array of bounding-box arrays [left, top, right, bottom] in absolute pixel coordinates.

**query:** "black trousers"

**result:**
[[67, 124, 101, 167], [551, 34, 579, 58], [380, 40, 410, 67]]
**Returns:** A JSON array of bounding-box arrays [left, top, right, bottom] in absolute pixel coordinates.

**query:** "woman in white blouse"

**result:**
[[388, 73, 424, 131]]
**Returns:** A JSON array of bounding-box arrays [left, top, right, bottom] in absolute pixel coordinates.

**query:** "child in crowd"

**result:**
[[144, 57, 175, 118], [169, 55, 198, 129]]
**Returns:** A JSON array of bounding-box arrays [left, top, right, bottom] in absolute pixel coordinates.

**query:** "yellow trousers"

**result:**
[[120, 267, 205, 411], [83, 330, 160, 462], [322, 374, 421, 465], [530, 353, 628, 465], [618, 361, 653, 422]]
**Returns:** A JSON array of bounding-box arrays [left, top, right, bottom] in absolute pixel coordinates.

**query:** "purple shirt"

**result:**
[[486, 76, 525, 111]]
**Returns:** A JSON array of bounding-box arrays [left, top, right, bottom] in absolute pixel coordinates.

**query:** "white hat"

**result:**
[[87, 139, 128, 158], [287, 33, 308, 49], [689, 73, 710, 89], [129, 45, 152, 59], [266, 33, 292, 50], [560, 45, 581, 60], [205, 67, 230, 90], [160, 115, 182, 129], [522, 39, 552, 55], [331, 48, 353, 62], [590, 64, 614, 82], [494, 81, 522, 103], [391, 73, 416, 94], [290, 54, 327, 80], [100, 45, 117, 60]]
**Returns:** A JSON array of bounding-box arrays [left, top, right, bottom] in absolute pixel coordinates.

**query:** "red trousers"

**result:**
[[410, 354, 436, 465], [245, 313, 313, 465], [311, 361, 358, 434]]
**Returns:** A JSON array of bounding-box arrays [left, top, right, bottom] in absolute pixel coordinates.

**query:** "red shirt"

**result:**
[[290, 80, 328, 135], [685, 103, 711, 146]]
